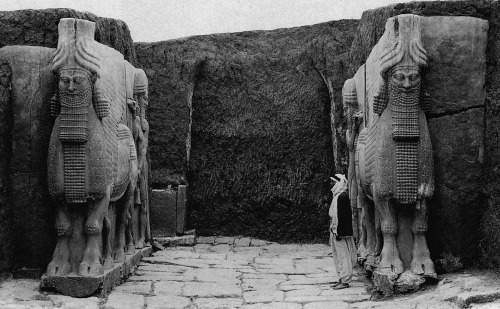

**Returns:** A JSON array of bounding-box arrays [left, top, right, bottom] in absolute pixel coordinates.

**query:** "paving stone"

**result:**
[[103, 292, 145, 309], [285, 287, 322, 297], [147, 295, 191, 309], [143, 258, 211, 268], [183, 268, 241, 283], [128, 274, 186, 282], [416, 301, 457, 309], [183, 282, 241, 297], [48, 295, 100, 309], [0, 279, 41, 301], [471, 300, 500, 309], [194, 297, 244, 308], [215, 236, 236, 245], [210, 244, 232, 252], [285, 294, 369, 303], [151, 250, 200, 259], [304, 301, 350, 309], [280, 284, 330, 292], [234, 237, 252, 247], [197, 236, 215, 244], [232, 247, 263, 255], [0, 300, 55, 308], [138, 264, 191, 273], [242, 302, 302, 309], [199, 253, 228, 260], [250, 239, 270, 246], [154, 281, 184, 296], [282, 276, 337, 286], [243, 290, 285, 303], [113, 281, 152, 294], [242, 279, 284, 291], [255, 257, 294, 265], [194, 244, 213, 251], [243, 273, 288, 280]]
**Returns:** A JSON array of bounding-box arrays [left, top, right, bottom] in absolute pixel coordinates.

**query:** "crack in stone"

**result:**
[[427, 104, 484, 119]]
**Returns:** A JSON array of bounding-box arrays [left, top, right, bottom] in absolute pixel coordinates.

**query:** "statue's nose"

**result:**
[[68, 81, 75, 92], [403, 78, 411, 89]]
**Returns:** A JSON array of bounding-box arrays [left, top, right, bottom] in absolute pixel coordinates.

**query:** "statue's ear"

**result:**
[[420, 85, 431, 113], [373, 82, 388, 115], [93, 81, 110, 119], [50, 91, 60, 118]]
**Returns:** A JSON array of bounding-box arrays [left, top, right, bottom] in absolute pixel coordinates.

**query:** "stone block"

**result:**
[[150, 189, 177, 237], [183, 282, 241, 297], [103, 292, 145, 309], [176, 184, 187, 234], [147, 295, 190, 309]]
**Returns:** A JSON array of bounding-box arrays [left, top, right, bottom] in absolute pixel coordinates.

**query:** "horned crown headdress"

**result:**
[[52, 18, 102, 79], [133, 68, 148, 97], [379, 15, 427, 79]]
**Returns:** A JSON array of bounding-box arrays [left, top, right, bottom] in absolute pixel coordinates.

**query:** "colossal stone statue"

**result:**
[[33, 18, 151, 297], [132, 68, 151, 248], [344, 14, 435, 293]]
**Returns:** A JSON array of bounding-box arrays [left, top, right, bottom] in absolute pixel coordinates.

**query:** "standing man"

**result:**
[[329, 174, 357, 289]]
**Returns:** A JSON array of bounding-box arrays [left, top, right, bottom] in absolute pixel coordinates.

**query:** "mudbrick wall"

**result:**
[[135, 21, 358, 243], [0, 9, 136, 273]]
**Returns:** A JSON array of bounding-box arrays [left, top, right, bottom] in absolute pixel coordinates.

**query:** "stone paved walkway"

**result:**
[[1, 237, 500, 308]]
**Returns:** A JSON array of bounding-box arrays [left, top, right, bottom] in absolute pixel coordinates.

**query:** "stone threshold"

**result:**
[[40, 246, 152, 298]]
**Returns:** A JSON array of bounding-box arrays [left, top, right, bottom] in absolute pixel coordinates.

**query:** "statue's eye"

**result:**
[[410, 74, 420, 81], [394, 74, 405, 81], [74, 78, 82, 84], [61, 78, 70, 83]]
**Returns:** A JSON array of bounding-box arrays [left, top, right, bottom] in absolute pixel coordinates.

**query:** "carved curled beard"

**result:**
[[387, 82, 420, 107], [59, 83, 92, 108]]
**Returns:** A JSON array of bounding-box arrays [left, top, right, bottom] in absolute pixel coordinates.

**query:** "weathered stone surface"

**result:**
[[235, 237, 252, 247], [154, 281, 184, 295], [103, 292, 145, 309], [135, 20, 358, 243], [242, 303, 302, 309], [183, 282, 241, 297], [194, 298, 244, 309], [304, 302, 350, 309], [147, 295, 190, 309], [113, 281, 152, 295], [243, 290, 285, 303]]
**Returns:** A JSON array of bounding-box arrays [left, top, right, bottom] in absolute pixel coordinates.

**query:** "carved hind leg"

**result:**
[[78, 186, 111, 276], [374, 193, 403, 274], [102, 213, 114, 269], [410, 198, 435, 276], [359, 193, 377, 270], [46, 202, 72, 276]]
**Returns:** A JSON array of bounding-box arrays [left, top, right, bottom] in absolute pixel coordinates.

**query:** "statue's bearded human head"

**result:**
[[389, 66, 421, 92], [58, 68, 93, 107]]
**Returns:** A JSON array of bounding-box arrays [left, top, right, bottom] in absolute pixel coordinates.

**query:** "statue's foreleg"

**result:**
[[78, 186, 111, 276], [102, 213, 113, 269], [410, 198, 435, 276], [375, 192, 403, 274], [46, 201, 72, 276]]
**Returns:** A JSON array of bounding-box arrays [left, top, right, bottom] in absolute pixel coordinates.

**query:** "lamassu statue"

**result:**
[[344, 14, 435, 292], [45, 18, 144, 278]]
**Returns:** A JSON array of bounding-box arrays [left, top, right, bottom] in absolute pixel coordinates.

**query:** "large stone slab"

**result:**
[[40, 247, 152, 297]]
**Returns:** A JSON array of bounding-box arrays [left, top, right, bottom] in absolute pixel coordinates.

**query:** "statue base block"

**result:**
[[373, 270, 436, 296], [40, 246, 152, 298]]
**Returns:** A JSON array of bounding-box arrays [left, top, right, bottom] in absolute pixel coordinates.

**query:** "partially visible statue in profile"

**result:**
[[343, 14, 435, 291]]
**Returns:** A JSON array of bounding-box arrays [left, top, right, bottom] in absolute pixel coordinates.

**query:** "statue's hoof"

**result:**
[[114, 250, 126, 263], [78, 262, 104, 276], [103, 257, 114, 270], [88, 263, 104, 276], [135, 239, 145, 249], [423, 261, 436, 277], [410, 260, 424, 275], [46, 261, 71, 276], [126, 245, 136, 255], [78, 262, 90, 276]]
